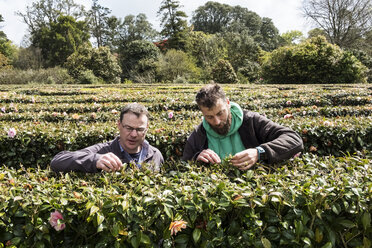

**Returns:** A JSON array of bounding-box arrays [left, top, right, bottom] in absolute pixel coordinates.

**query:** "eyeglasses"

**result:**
[[121, 124, 147, 135]]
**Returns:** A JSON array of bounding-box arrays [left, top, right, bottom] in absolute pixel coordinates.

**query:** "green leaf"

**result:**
[[302, 237, 311, 245], [361, 212, 371, 230], [321, 242, 332, 248], [192, 228, 201, 243], [163, 204, 173, 219], [261, 237, 271, 248], [331, 203, 341, 215], [363, 237, 371, 247], [338, 219, 355, 228], [90, 205, 99, 216], [140, 233, 151, 244], [315, 228, 323, 243], [130, 235, 140, 248], [175, 234, 188, 244], [96, 213, 104, 226]]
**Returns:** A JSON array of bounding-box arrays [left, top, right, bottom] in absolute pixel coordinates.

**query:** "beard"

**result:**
[[210, 110, 232, 135]]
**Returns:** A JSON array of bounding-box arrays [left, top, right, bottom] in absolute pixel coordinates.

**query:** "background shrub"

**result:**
[[118, 40, 160, 82], [260, 36, 367, 84], [0, 67, 73, 84], [65, 44, 121, 84], [211, 59, 239, 84], [157, 49, 200, 83]]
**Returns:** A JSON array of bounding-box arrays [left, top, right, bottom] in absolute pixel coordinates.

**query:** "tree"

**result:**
[[119, 14, 158, 45], [106, 14, 158, 52], [157, 0, 188, 50], [12, 46, 44, 70], [302, 0, 372, 49], [157, 49, 199, 82], [65, 43, 121, 83], [0, 14, 17, 63], [281, 30, 305, 46], [87, 0, 111, 47], [307, 28, 328, 39], [118, 40, 160, 80], [185, 31, 226, 75], [191, 1, 232, 34], [191, 2, 281, 51], [17, 0, 86, 34], [32, 15, 90, 67], [220, 31, 261, 71]]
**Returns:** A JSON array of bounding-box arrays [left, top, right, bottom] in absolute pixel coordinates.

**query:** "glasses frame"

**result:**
[[121, 123, 147, 135]]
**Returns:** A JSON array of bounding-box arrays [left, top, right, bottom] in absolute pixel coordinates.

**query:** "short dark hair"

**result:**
[[120, 103, 149, 122], [195, 83, 227, 108]]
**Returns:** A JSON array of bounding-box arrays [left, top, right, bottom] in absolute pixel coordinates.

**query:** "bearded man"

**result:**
[[182, 83, 303, 170]]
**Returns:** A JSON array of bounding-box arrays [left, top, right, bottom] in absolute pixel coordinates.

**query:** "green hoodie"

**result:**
[[203, 102, 245, 159]]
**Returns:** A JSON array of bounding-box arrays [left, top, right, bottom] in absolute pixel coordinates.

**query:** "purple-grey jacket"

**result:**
[[182, 111, 303, 164], [51, 137, 163, 173]]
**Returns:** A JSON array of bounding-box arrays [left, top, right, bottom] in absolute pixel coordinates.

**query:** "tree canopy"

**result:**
[[303, 0, 372, 49]]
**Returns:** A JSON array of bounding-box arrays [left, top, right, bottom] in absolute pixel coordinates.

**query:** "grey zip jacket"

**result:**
[[51, 137, 164, 173]]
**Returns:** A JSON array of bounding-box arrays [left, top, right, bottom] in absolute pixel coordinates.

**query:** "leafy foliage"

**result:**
[[157, 49, 200, 82], [260, 36, 368, 84], [157, 0, 188, 50], [0, 83, 371, 247], [31, 15, 90, 67], [0, 153, 371, 247], [65, 43, 121, 83], [118, 40, 160, 81], [211, 59, 239, 84]]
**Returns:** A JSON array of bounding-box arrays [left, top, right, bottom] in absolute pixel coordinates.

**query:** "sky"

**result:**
[[0, 0, 312, 46]]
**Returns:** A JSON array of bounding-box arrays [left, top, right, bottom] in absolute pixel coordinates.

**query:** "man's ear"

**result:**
[[226, 98, 230, 106]]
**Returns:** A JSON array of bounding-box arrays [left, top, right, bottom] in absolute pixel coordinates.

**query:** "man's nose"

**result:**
[[211, 116, 221, 126], [129, 129, 138, 136]]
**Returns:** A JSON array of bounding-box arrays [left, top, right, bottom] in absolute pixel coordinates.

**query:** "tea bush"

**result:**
[[0, 153, 371, 247], [0, 83, 371, 247]]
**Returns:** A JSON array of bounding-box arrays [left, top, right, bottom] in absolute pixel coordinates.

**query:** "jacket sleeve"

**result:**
[[50, 143, 109, 173], [182, 125, 207, 161], [251, 113, 304, 164]]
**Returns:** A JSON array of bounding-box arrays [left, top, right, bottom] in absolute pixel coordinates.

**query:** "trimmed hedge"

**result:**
[[0, 153, 371, 247], [1, 117, 371, 168]]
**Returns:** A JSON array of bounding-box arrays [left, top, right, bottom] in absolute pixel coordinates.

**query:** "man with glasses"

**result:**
[[51, 103, 164, 173]]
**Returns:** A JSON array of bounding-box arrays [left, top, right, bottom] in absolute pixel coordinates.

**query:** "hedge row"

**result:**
[[1, 154, 371, 248], [1, 116, 371, 168], [1, 106, 371, 123]]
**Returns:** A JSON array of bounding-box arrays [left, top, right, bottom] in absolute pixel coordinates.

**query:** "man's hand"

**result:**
[[230, 148, 259, 170], [96, 153, 123, 172], [196, 149, 221, 164]]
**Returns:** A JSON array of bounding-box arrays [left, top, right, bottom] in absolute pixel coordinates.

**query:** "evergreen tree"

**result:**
[[157, 0, 188, 50]]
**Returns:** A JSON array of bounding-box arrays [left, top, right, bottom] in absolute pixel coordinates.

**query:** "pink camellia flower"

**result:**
[[1, 107, 5, 113], [52, 112, 58, 117], [169, 220, 187, 236], [286, 100, 292, 105], [284, 114, 293, 119], [49, 210, 65, 231], [168, 111, 174, 119], [7, 128, 17, 138], [31, 97, 35, 103]]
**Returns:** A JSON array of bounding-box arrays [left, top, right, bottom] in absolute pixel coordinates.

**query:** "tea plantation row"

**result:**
[[0, 83, 371, 248]]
